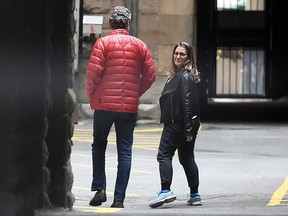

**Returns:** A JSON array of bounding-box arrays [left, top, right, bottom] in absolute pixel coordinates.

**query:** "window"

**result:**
[[216, 47, 265, 96], [217, 0, 265, 11]]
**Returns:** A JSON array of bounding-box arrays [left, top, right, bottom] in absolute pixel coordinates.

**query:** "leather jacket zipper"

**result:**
[[171, 94, 174, 124]]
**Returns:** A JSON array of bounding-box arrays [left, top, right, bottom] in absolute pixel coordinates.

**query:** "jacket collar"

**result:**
[[160, 69, 188, 96], [110, 29, 130, 35]]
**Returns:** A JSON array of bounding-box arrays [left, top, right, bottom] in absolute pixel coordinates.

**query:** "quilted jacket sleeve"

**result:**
[[139, 44, 156, 97], [86, 40, 105, 99]]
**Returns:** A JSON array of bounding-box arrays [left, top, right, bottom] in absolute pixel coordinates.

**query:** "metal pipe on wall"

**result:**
[[126, 0, 138, 37]]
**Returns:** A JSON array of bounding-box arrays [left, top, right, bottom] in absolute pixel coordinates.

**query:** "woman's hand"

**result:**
[[186, 135, 193, 142]]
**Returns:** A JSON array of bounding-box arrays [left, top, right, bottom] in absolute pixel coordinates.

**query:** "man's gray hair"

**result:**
[[109, 6, 131, 29]]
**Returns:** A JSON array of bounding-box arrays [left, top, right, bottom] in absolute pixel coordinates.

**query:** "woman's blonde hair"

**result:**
[[169, 42, 201, 83]]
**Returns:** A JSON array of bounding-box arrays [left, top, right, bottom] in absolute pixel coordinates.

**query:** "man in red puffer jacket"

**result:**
[[86, 6, 156, 209]]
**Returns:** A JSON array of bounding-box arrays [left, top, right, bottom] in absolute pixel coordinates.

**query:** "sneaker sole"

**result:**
[[187, 201, 202, 206], [149, 196, 176, 208]]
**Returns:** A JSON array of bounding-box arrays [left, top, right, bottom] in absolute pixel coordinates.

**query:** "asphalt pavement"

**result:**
[[36, 119, 288, 216]]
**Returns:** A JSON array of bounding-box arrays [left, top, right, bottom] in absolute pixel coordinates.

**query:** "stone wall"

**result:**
[[138, 0, 196, 75], [137, 0, 197, 120], [0, 1, 76, 215], [82, 0, 196, 69], [45, 0, 76, 210]]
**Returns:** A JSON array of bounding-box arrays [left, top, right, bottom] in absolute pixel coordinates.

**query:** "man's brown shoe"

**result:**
[[89, 189, 107, 206], [110, 200, 124, 208]]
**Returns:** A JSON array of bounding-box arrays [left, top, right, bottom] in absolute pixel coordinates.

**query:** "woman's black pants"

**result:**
[[157, 121, 199, 193]]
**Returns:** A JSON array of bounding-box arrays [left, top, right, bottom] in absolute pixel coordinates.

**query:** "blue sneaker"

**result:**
[[187, 193, 202, 206], [149, 191, 176, 208]]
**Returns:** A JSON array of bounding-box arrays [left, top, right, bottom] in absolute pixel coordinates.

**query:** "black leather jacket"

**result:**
[[159, 69, 200, 135]]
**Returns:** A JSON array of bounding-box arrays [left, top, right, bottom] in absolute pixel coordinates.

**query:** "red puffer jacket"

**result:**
[[86, 29, 156, 113]]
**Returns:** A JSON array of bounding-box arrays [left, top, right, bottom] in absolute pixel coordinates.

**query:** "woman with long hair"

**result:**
[[149, 42, 202, 208]]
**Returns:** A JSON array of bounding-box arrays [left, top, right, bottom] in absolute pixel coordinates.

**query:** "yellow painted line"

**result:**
[[73, 206, 121, 213], [72, 153, 91, 157], [132, 169, 154, 174], [72, 163, 118, 169], [133, 145, 158, 151], [72, 163, 91, 168], [72, 153, 155, 162], [73, 186, 112, 195], [73, 129, 161, 133], [74, 125, 201, 134], [71, 139, 159, 151], [72, 138, 159, 145], [72, 137, 92, 142], [82, 209, 121, 213], [71, 138, 158, 142], [134, 128, 163, 133], [134, 142, 159, 145], [74, 128, 163, 133], [267, 176, 288, 206], [75, 129, 93, 132], [72, 186, 139, 197], [72, 163, 154, 174], [135, 141, 159, 144]]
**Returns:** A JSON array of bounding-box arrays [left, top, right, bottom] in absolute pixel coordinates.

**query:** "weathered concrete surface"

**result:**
[[36, 121, 288, 216]]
